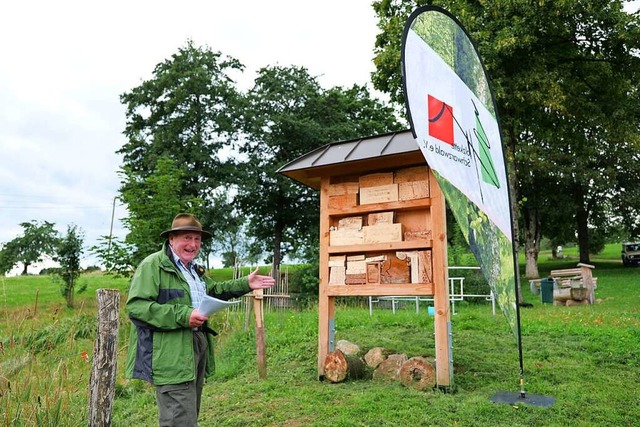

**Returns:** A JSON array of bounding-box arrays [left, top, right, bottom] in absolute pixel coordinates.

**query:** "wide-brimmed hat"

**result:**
[[160, 213, 212, 239]]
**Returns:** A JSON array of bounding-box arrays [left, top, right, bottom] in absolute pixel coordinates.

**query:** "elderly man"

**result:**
[[125, 213, 275, 426]]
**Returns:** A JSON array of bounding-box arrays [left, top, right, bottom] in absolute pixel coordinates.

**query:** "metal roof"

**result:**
[[277, 129, 421, 188]]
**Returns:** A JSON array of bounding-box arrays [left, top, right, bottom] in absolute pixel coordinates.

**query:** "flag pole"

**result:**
[[513, 248, 526, 398], [490, 163, 554, 408]]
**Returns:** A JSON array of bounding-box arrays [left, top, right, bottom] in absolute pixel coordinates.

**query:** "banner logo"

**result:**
[[473, 101, 500, 188], [428, 94, 454, 145]]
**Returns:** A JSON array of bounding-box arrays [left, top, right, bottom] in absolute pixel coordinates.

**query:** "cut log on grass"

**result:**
[[555, 287, 592, 305], [566, 299, 590, 307], [399, 356, 436, 391], [553, 287, 572, 302], [570, 287, 589, 301], [373, 353, 408, 381], [364, 347, 390, 369], [336, 339, 361, 356], [323, 349, 366, 383]]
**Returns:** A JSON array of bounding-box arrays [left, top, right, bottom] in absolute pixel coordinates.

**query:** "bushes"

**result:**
[[285, 263, 319, 308]]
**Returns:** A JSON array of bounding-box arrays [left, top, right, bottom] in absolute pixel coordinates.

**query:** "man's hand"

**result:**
[[189, 309, 208, 328], [248, 266, 276, 290]]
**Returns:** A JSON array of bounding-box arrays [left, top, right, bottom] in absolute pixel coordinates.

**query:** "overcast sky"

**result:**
[[2, 1, 638, 274], [0, 0, 383, 272]]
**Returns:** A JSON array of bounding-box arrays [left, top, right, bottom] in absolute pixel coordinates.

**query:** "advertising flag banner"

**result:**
[[401, 6, 518, 336]]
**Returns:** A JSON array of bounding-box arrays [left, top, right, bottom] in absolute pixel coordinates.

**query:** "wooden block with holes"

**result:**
[[330, 228, 363, 246], [359, 172, 394, 188], [395, 166, 429, 183], [380, 255, 411, 284], [328, 193, 358, 210], [359, 184, 399, 205], [345, 273, 366, 285], [368, 211, 394, 226], [366, 262, 382, 284], [337, 216, 363, 229], [404, 230, 432, 241], [396, 251, 420, 283], [346, 259, 366, 275], [329, 266, 346, 284], [399, 181, 429, 200], [328, 181, 359, 196], [418, 250, 433, 284], [363, 223, 403, 244], [345, 255, 366, 285], [328, 255, 346, 267]]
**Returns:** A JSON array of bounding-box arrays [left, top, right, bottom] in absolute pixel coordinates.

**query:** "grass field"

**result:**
[[1, 244, 639, 426]]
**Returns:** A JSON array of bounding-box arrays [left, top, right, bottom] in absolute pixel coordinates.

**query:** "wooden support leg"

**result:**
[[253, 289, 267, 379]]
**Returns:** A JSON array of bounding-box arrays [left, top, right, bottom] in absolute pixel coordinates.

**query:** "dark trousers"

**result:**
[[156, 330, 207, 427]]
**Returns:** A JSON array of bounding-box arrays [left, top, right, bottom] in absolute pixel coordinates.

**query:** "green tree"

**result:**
[[236, 65, 403, 273], [0, 221, 59, 275], [54, 225, 84, 308], [204, 192, 248, 269], [119, 156, 204, 265], [90, 235, 136, 277], [371, 0, 640, 273], [118, 40, 243, 263]]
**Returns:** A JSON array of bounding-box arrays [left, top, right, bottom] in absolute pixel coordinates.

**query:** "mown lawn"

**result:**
[[1, 247, 639, 426]]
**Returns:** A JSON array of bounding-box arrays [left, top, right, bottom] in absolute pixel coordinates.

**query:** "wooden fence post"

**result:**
[[253, 289, 267, 379], [89, 289, 120, 427]]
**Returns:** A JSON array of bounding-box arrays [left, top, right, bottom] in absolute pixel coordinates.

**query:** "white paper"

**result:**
[[198, 295, 241, 316]]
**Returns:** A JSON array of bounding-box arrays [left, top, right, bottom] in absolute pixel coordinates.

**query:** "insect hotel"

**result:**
[[278, 130, 453, 388]]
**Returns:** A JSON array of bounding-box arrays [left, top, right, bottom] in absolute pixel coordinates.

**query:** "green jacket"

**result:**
[[125, 242, 251, 385]]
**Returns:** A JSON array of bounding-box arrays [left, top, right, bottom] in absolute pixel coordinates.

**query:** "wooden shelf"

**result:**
[[326, 283, 434, 297], [327, 197, 430, 216], [315, 164, 451, 386], [328, 239, 432, 254]]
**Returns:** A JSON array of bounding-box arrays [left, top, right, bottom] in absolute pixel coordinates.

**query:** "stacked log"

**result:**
[[322, 341, 436, 391], [399, 356, 436, 390], [364, 346, 391, 369], [553, 286, 591, 306], [323, 349, 367, 382], [372, 353, 407, 382]]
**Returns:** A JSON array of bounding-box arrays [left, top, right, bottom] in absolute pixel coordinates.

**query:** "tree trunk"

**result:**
[[574, 187, 591, 264], [66, 278, 74, 308], [273, 217, 283, 275], [323, 349, 366, 383], [523, 205, 541, 279], [399, 356, 436, 391]]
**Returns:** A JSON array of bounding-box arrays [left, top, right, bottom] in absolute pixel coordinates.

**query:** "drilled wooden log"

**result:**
[[399, 356, 436, 391], [364, 347, 391, 369], [323, 349, 366, 383], [373, 353, 408, 381]]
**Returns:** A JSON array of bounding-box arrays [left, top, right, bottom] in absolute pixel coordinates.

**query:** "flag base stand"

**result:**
[[491, 391, 555, 407]]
